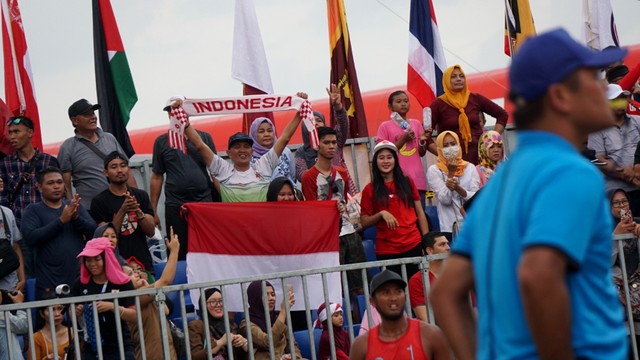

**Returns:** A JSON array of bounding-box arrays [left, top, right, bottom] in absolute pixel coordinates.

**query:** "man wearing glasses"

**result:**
[[301, 126, 365, 303], [0, 116, 59, 278]]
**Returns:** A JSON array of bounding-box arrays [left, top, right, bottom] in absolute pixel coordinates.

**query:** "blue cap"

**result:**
[[510, 28, 628, 102], [228, 132, 253, 148]]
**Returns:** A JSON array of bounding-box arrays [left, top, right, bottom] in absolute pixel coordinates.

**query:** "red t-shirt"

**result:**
[[360, 178, 422, 255], [366, 318, 428, 360], [409, 270, 438, 307]]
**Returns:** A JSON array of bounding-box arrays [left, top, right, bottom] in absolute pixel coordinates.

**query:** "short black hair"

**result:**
[[36, 166, 63, 185], [387, 90, 407, 106], [7, 116, 34, 130], [103, 151, 128, 169], [421, 231, 446, 251], [317, 126, 337, 140]]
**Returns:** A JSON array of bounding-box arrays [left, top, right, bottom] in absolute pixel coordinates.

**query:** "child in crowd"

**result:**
[[316, 302, 350, 360]]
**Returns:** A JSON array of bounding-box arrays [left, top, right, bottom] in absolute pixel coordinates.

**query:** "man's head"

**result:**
[[508, 28, 627, 132], [227, 132, 253, 168], [6, 116, 34, 152], [369, 270, 407, 321], [316, 127, 338, 160], [36, 167, 65, 202], [68, 99, 100, 132], [606, 64, 629, 84], [103, 151, 130, 185], [421, 231, 450, 257], [608, 83, 631, 119]]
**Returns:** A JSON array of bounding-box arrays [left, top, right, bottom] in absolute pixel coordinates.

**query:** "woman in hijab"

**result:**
[[94, 222, 129, 269], [316, 302, 350, 360], [427, 131, 480, 239], [188, 287, 248, 360], [239, 281, 304, 360], [294, 86, 357, 194], [428, 65, 508, 164], [250, 117, 296, 184], [72, 238, 137, 360], [476, 130, 505, 187], [266, 177, 297, 202]]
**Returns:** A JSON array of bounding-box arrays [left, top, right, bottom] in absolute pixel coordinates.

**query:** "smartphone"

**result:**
[[620, 208, 631, 221]]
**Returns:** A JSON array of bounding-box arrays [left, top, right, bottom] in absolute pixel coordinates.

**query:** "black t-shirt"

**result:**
[[90, 187, 155, 272], [72, 278, 135, 353], [152, 131, 220, 205]]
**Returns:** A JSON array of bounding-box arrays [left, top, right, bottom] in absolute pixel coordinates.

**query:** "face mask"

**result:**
[[442, 145, 460, 160]]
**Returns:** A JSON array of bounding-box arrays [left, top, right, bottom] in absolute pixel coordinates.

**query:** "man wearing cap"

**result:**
[[431, 28, 628, 359], [588, 84, 640, 213], [150, 100, 220, 260], [21, 166, 96, 297], [0, 116, 59, 278], [90, 151, 155, 272], [181, 103, 302, 202], [58, 99, 136, 209], [350, 269, 453, 360]]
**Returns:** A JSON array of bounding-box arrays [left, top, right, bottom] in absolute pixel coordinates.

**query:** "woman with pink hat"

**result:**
[[72, 237, 137, 360]]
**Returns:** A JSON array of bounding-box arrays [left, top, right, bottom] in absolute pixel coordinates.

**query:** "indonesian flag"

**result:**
[[232, 0, 275, 134], [93, 0, 137, 157], [582, 0, 619, 50], [1, 0, 42, 150], [407, 0, 446, 108], [504, 0, 536, 57], [0, 98, 14, 155], [327, 0, 368, 137], [185, 201, 342, 312]]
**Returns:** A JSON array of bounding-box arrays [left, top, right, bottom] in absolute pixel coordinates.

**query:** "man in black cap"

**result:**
[[178, 101, 303, 202], [350, 270, 453, 360], [431, 28, 628, 360], [150, 98, 220, 260], [57, 99, 137, 209], [0, 116, 59, 278]]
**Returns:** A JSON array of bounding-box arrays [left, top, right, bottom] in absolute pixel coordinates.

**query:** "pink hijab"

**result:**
[[77, 237, 131, 285]]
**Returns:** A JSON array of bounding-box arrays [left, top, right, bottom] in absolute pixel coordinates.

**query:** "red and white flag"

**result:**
[[231, 0, 275, 133], [1, 0, 42, 150], [185, 201, 342, 312]]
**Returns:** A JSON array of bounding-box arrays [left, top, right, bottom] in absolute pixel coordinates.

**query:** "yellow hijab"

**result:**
[[439, 65, 472, 154], [436, 131, 469, 178]]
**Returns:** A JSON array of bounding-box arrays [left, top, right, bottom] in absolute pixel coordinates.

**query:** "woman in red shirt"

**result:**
[[360, 141, 430, 278]]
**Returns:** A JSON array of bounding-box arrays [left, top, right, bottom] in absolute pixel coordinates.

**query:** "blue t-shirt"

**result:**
[[453, 131, 627, 359]]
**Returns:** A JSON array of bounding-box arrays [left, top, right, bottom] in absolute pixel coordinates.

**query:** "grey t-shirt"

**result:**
[[152, 131, 216, 206], [0, 206, 21, 291], [57, 128, 128, 208]]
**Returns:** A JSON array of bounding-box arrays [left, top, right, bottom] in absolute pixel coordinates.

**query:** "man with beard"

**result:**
[[21, 167, 96, 297], [349, 270, 453, 359], [90, 152, 155, 272]]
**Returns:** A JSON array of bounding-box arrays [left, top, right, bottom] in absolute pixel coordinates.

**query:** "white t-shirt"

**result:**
[[427, 163, 480, 232]]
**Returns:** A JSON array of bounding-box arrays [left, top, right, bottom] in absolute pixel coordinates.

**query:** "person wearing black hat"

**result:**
[[431, 28, 628, 360], [151, 98, 220, 260], [178, 95, 303, 202], [0, 116, 59, 278], [350, 270, 453, 360], [57, 99, 137, 209]]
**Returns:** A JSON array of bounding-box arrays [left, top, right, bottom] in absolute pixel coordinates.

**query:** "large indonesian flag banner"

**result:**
[[231, 0, 275, 133], [327, 0, 368, 138], [504, 0, 536, 57], [93, 0, 137, 157], [185, 201, 342, 312], [1, 0, 42, 151]]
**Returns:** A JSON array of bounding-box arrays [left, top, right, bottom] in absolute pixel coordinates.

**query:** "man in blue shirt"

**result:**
[[430, 28, 629, 360]]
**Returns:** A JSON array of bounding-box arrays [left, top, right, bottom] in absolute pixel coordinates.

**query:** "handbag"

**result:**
[[0, 209, 18, 279], [614, 268, 640, 321], [169, 319, 187, 358]]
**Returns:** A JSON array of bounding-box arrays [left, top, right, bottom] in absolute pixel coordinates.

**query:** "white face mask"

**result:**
[[441, 145, 460, 160]]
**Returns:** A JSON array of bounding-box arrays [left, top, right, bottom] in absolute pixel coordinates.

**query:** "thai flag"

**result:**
[[407, 0, 446, 108], [185, 201, 342, 312]]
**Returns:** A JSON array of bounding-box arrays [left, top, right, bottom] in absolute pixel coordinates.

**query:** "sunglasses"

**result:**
[[6, 117, 33, 129], [326, 176, 340, 194]]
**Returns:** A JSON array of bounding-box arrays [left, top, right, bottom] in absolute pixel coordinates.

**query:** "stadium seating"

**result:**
[[154, 260, 194, 317], [293, 328, 322, 359], [424, 205, 440, 232], [361, 240, 379, 277]]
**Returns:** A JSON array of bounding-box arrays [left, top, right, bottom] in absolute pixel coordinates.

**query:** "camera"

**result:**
[[55, 284, 70, 296]]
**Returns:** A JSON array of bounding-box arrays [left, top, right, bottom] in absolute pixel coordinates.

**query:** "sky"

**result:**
[[2, 0, 640, 145]]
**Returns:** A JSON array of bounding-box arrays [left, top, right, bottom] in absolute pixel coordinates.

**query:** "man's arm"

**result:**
[[149, 172, 164, 229], [71, 204, 98, 239], [413, 305, 428, 321], [21, 206, 65, 247], [273, 112, 302, 158], [62, 172, 73, 200], [348, 333, 368, 360], [135, 191, 156, 237], [430, 255, 476, 360], [518, 247, 573, 360], [184, 125, 215, 168], [421, 323, 454, 360]]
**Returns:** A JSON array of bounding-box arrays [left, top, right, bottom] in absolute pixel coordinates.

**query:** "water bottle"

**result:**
[[422, 107, 432, 130], [391, 112, 409, 130]]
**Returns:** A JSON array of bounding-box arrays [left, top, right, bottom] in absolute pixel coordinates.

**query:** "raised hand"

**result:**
[[326, 83, 343, 110]]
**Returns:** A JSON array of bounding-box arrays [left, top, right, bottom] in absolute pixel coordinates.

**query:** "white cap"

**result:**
[[371, 140, 398, 161], [607, 84, 630, 100], [163, 96, 186, 111]]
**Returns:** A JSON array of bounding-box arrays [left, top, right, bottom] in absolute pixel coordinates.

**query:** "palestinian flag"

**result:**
[[327, 0, 368, 138], [93, 0, 137, 157]]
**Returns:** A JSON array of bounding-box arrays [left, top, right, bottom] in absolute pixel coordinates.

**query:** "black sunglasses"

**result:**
[[6, 117, 33, 129], [326, 176, 340, 194]]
